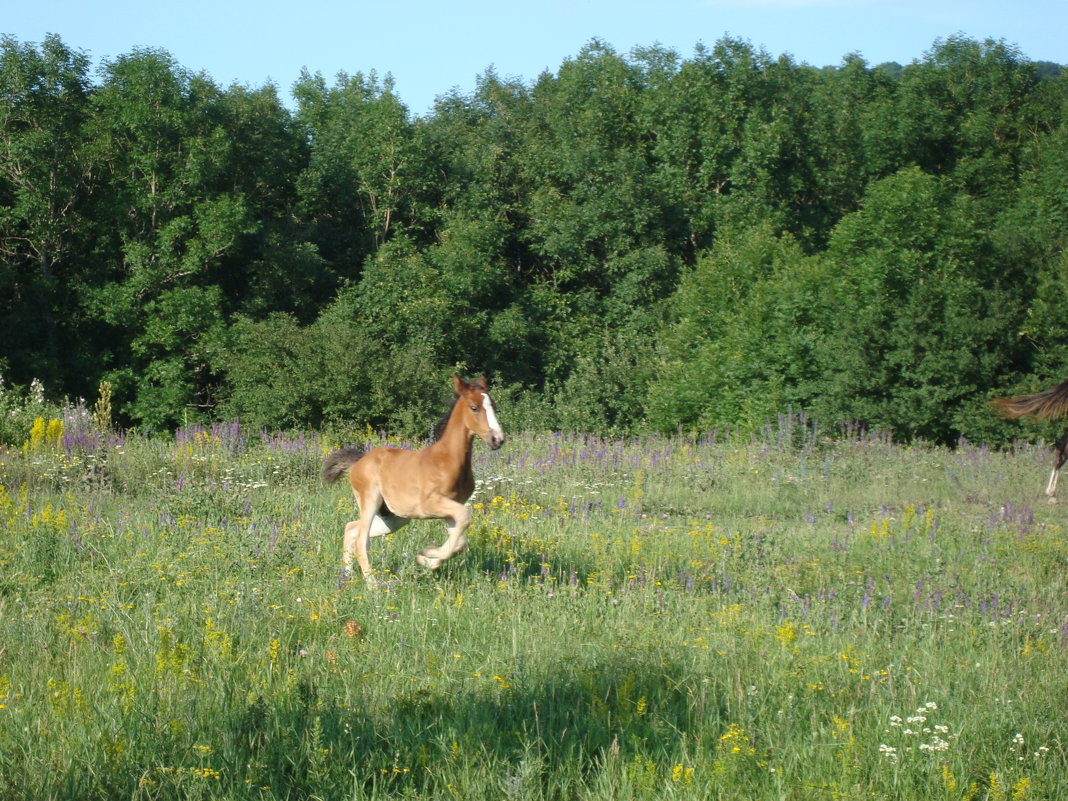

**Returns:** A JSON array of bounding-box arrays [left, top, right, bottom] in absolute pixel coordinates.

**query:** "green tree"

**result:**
[[294, 69, 420, 274], [998, 107, 1068, 386], [213, 313, 322, 428], [812, 167, 1019, 441], [0, 34, 93, 389], [212, 83, 325, 322], [84, 49, 256, 426], [512, 42, 678, 393], [649, 225, 824, 433], [896, 37, 1039, 205]]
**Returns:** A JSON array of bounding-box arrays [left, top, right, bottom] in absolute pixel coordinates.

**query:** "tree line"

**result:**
[[1, 32, 1066, 443]]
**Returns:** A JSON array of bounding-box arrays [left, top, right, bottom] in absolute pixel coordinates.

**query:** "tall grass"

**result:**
[[0, 409, 1065, 800]]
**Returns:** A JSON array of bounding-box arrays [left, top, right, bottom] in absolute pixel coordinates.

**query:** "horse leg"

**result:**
[[1046, 432, 1068, 504], [415, 499, 471, 571], [341, 520, 364, 577], [342, 489, 385, 584]]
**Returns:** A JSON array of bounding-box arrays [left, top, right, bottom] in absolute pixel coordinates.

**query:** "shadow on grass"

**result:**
[[232, 652, 726, 799], [41, 649, 728, 801]]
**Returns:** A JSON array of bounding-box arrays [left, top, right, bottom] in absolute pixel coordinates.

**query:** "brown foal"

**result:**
[[322, 374, 505, 582]]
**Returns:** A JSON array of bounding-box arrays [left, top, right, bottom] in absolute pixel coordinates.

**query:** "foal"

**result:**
[[991, 379, 1068, 503], [322, 375, 505, 582]]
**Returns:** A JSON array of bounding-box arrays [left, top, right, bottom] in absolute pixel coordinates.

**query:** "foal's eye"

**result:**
[[470, 404, 479, 413]]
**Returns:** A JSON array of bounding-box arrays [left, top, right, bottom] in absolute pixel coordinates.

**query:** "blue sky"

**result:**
[[5, 1, 1064, 116]]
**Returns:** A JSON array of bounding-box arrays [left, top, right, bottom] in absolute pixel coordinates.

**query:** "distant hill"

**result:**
[[875, 61, 904, 80], [1035, 60, 1063, 79], [872, 59, 1062, 81]]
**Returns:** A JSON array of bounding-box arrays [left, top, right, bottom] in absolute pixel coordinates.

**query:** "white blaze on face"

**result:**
[[482, 392, 503, 436]]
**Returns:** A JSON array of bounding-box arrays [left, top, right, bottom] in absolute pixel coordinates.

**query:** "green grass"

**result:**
[[0, 417, 1065, 800]]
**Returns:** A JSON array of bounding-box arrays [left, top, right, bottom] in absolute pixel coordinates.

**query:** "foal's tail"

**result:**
[[991, 380, 1068, 421], [321, 446, 364, 484]]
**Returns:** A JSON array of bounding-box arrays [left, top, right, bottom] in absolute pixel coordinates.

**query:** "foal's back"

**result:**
[[351, 442, 474, 517]]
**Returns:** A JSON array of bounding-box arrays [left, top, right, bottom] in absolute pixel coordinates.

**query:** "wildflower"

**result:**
[[671, 763, 694, 783], [918, 736, 950, 752], [989, 772, 1003, 800], [344, 620, 364, 638], [941, 763, 958, 792], [879, 744, 898, 763], [775, 620, 797, 644]]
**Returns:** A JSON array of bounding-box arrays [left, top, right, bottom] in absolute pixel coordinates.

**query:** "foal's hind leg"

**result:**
[[342, 497, 412, 582], [342, 488, 389, 583], [415, 498, 471, 571], [342, 518, 374, 582]]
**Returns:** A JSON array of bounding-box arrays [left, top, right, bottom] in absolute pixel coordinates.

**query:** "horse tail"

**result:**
[[322, 446, 364, 484], [991, 380, 1068, 421]]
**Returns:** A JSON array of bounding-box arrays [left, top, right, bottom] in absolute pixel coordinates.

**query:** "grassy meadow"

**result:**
[[0, 408, 1066, 800]]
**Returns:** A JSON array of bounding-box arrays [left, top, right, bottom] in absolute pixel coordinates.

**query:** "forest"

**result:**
[[1, 32, 1066, 444]]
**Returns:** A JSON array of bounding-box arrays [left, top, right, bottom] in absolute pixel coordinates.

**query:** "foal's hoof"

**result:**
[[416, 553, 443, 571], [1048, 496, 1058, 505]]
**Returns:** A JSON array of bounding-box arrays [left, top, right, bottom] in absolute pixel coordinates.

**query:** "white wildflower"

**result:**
[[919, 736, 950, 752]]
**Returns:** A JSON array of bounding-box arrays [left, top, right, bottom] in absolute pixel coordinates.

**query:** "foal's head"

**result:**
[[453, 374, 505, 450]]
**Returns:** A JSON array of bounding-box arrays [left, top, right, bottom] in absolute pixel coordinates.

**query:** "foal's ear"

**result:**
[[452, 374, 466, 394], [474, 374, 489, 391]]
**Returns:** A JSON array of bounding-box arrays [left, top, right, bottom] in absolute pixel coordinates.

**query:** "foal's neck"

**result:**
[[433, 399, 476, 459]]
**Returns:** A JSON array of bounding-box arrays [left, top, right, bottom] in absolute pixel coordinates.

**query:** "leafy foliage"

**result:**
[[1, 33, 1066, 441]]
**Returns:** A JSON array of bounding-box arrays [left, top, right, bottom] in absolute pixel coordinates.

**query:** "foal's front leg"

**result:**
[[416, 499, 471, 570]]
